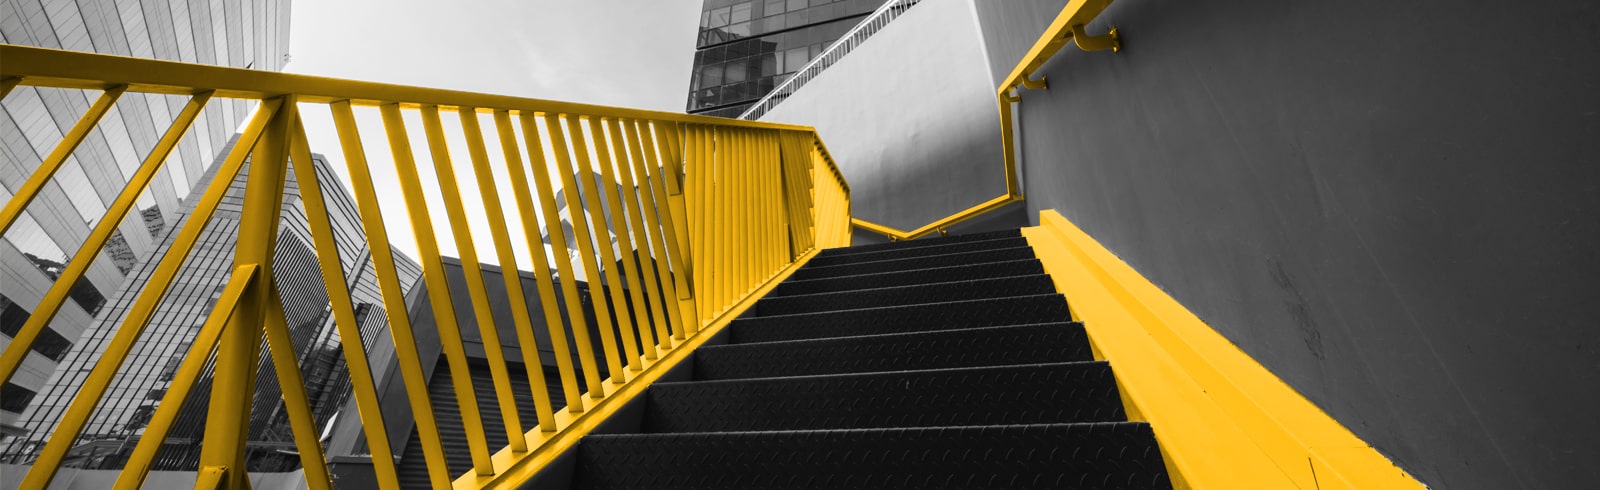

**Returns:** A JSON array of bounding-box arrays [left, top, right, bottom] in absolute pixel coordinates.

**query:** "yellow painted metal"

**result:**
[[260, 285, 334, 489], [0, 76, 21, 99], [604, 120, 668, 353], [199, 95, 295, 489], [600, 118, 660, 361], [288, 111, 404, 488], [464, 107, 559, 434], [1023, 210, 1427, 490], [382, 103, 498, 476], [194, 466, 227, 490], [0, 84, 125, 236], [456, 246, 824, 490], [0, 91, 209, 386], [551, 114, 629, 389], [421, 106, 529, 454], [332, 101, 454, 489], [585, 117, 645, 373], [651, 123, 696, 304], [637, 123, 697, 335], [14, 98, 279, 488], [621, 120, 684, 349], [0, 46, 818, 132], [510, 112, 590, 415], [522, 113, 601, 411], [109, 263, 254, 488]]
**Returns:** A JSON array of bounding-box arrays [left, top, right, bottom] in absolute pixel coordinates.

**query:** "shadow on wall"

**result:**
[[975, 0, 1600, 488]]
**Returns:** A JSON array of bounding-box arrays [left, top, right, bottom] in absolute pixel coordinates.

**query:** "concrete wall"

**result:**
[[759, 0, 1018, 240], [975, 1, 1599, 488], [0, 464, 308, 490]]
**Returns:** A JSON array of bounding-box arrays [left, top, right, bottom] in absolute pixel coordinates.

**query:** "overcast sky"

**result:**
[[283, 0, 703, 268]]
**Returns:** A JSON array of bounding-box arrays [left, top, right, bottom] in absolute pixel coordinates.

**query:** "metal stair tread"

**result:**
[[813, 228, 1022, 257], [731, 294, 1073, 343], [789, 246, 1038, 281], [769, 258, 1046, 297], [804, 236, 1031, 268], [754, 274, 1058, 316]]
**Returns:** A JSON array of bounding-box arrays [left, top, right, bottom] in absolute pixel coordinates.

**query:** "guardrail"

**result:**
[[849, 0, 1121, 241], [0, 44, 850, 490], [736, 0, 922, 121]]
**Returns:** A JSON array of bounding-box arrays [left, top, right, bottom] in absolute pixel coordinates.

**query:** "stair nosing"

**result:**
[[735, 293, 1065, 323], [583, 421, 1151, 439], [799, 245, 1037, 275], [658, 360, 1107, 387], [807, 236, 1030, 265], [699, 321, 1085, 354], [762, 274, 1052, 303], [775, 258, 1044, 290]]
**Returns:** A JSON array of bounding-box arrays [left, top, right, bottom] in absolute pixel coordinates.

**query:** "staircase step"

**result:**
[[769, 259, 1046, 297], [806, 236, 1030, 268], [731, 294, 1071, 344], [644, 362, 1125, 433], [755, 275, 1057, 316], [574, 422, 1172, 489], [695, 323, 1092, 380], [817, 228, 1021, 258], [790, 246, 1037, 281]]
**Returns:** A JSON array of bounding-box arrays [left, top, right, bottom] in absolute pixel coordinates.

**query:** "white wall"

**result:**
[[759, 0, 1005, 233]]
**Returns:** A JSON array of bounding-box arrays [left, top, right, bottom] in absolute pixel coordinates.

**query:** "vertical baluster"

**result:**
[[617, 120, 676, 353], [584, 117, 643, 373], [598, 118, 658, 361], [547, 114, 627, 394]]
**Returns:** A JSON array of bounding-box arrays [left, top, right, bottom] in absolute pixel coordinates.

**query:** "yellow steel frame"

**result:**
[[850, 0, 1120, 241], [1, 44, 850, 489]]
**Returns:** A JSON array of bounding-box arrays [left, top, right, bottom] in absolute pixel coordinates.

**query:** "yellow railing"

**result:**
[[0, 44, 849, 489], [851, 0, 1120, 241]]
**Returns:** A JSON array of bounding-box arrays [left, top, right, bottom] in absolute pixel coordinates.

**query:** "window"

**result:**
[[728, 22, 750, 38], [724, 61, 749, 83], [68, 278, 106, 316], [708, 6, 732, 28], [157, 351, 184, 381], [1, 382, 36, 413], [1, 294, 74, 361], [764, 0, 785, 17], [787, 0, 808, 12], [730, 2, 752, 23], [785, 47, 809, 74], [701, 64, 724, 87]]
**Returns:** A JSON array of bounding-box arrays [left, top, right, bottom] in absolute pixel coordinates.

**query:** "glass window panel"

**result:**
[[700, 10, 711, 28], [704, 45, 728, 64], [761, 54, 778, 77], [710, 6, 732, 27], [725, 61, 749, 83], [1, 382, 36, 413], [697, 87, 723, 109], [731, 2, 752, 23], [729, 22, 751, 38], [785, 47, 809, 74], [811, 43, 824, 58], [701, 64, 724, 87], [785, 11, 806, 28], [787, 0, 808, 12], [764, 0, 785, 17], [761, 15, 784, 33]]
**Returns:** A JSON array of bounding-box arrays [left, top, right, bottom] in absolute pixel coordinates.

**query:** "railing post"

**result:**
[[197, 96, 295, 487]]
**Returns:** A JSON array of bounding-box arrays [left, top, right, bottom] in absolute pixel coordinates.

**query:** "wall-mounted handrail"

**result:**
[[849, 0, 1120, 241], [0, 44, 850, 490], [737, 0, 923, 121]]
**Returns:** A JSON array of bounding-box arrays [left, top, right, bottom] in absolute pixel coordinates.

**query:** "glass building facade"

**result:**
[[1, 146, 424, 472], [0, 0, 294, 437], [686, 0, 891, 118]]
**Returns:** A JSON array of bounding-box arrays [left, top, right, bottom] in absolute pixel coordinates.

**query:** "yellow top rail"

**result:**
[[1, 44, 849, 490], [850, 0, 1119, 241]]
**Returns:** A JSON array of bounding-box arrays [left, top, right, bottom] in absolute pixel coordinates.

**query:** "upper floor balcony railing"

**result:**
[[0, 44, 851, 489]]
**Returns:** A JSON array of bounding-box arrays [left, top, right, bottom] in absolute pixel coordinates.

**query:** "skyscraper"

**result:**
[[2, 144, 424, 472], [685, 0, 893, 118], [1, 0, 295, 436]]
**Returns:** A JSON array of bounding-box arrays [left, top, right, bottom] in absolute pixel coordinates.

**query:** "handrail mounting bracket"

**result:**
[[1071, 24, 1121, 53]]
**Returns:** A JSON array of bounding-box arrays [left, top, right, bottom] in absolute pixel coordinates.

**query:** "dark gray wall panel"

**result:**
[[977, 0, 1599, 488]]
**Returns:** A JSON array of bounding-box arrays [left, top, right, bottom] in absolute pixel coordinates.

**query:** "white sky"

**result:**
[[283, 0, 703, 270]]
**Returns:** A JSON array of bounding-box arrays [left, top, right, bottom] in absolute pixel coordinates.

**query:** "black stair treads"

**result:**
[[805, 237, 1031, 268], [755, 274, 1058, 316], [574, 422, 1172, 489], [789, 246, 1038, 281], [694, 322, 1093, 380], [815, 228, 1022, 258], [731, 294, 1072, 344], [643, 362, 1125, 433], [769, 259, 1046, 297]]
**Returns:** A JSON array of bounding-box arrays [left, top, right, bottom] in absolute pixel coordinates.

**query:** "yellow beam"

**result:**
[[0, 84, 125, 236], [1023, 210, 1426, 489], [0, 45, 816, 132]]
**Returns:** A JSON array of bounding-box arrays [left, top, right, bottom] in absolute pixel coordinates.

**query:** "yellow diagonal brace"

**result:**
[[520, 113, 598, 412], [6, 98, 280, 489], [331, 101, 452, 489], [288, 114, 402, 488], [489, 110, 561, 430], [549, 114, 628, 391], [112, 264, 257, 489], [261, 285, 333, 489], [0, 84, 125, 236], [587, 117, 644, 372]]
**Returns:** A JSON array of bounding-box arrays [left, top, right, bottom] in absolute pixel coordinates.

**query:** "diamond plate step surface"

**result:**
[[789, 246, 1038, 281], [768, 258, 1046, 297], [731, 294, 1072, 344], [806, 236, 1031, 268], [643, 362, 1125, 433], [574, 423, 1172, 489], [815, 228, 1021, 258], [755, 274, 1058, 316], [694, 322, 1093, 380]]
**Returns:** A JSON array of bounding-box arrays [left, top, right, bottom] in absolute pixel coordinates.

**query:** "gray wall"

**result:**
[[975, 1, 1599, 488], [759, 0, 1017, 239]]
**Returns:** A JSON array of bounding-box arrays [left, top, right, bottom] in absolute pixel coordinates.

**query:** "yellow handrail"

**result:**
[[851, 0, 1120, 241], [0, 44, 850, 489]]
